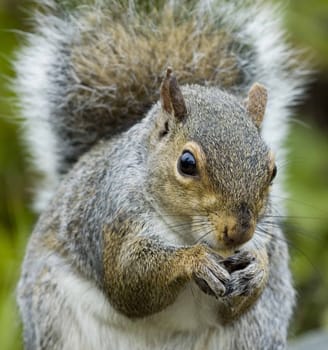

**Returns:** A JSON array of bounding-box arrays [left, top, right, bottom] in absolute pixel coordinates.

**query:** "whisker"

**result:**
[[163, 221, 206, 234], [194, 228, 213, 245], [262, 207, 323, 242], [261, 215, 326, 221], [256, 226, 291, 245], [256, 225, 321, 277], [270, 195, 328, 216]]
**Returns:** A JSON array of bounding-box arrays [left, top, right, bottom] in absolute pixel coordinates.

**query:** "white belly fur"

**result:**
[[58, 268, 228, 350]]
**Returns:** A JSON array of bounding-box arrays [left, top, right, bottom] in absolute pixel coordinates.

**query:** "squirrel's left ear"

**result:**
[[160, 67, 187, 120], [244, 83, 268, 128]]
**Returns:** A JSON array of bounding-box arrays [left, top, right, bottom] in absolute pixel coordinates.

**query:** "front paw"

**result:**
[[222, 250, 267, 297], [192, 247, 231, 298]]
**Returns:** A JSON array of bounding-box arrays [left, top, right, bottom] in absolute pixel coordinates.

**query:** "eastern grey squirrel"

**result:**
[[15, 1, 306, 349]]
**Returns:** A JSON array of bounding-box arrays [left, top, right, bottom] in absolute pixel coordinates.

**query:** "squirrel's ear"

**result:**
[[244, 83, 268, 128], [160, 67, 187, 120]]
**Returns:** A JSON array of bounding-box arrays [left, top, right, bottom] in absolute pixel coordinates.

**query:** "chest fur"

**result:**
[[58, 268, 228, 350]]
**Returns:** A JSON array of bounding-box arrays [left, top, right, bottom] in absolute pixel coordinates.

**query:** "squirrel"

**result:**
[[15, 1, 306, 349]]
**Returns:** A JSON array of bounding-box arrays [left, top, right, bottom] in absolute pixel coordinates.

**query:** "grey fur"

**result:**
[[18, 85, 295, 349], [14, 0, 306, 210], [15, 1, 305, 349]]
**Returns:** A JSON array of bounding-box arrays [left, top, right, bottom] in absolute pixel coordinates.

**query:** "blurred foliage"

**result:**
[[286, 124, 328, 335], [0, 2, 35, 349], [286, 0, 328, 69], [0, 0, 327, 349]]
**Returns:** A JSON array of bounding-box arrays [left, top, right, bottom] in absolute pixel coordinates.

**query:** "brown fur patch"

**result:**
[[102, 221, 195, 318], [71, 6, 241, 130], [102, 218, 224, 318]]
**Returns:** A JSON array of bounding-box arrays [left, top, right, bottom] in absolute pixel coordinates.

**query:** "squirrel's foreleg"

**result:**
[[102, 216, 270, 321], [102, 222, 235, 318]]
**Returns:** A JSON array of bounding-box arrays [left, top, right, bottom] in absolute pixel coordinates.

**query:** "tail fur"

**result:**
[[14, 0, 306, 210]]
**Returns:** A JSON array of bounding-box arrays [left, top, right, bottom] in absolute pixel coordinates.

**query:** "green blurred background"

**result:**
[[0, 0, 327, 349]]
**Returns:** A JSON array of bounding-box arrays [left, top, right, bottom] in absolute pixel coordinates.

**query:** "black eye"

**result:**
[[178, 151, 197, 176], [270, 165, 277, 184]]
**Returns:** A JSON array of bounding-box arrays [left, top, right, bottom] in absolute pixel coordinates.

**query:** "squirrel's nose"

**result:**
[[222, 204, 255, 247], [222, 223, 253, 247]]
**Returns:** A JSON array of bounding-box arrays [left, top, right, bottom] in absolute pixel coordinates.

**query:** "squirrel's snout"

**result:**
[[213, 206, 255, 248], [222, 222, 254, 247]]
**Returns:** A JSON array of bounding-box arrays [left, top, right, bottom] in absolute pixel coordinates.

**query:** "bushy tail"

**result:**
[[14, 0, 306, 210]]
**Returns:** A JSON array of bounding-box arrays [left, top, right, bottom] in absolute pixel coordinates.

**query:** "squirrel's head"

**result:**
[[147, 68, 276, 252]]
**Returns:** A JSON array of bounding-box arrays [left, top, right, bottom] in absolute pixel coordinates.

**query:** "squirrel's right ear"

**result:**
[[160, 68, 187, 120], [244, 83, 268, 128]]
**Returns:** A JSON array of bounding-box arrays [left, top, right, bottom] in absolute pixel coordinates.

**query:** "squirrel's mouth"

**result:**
[[197, 213, 257, 255], [210, 213, 256, 250], [221, 223, 256, 248]]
